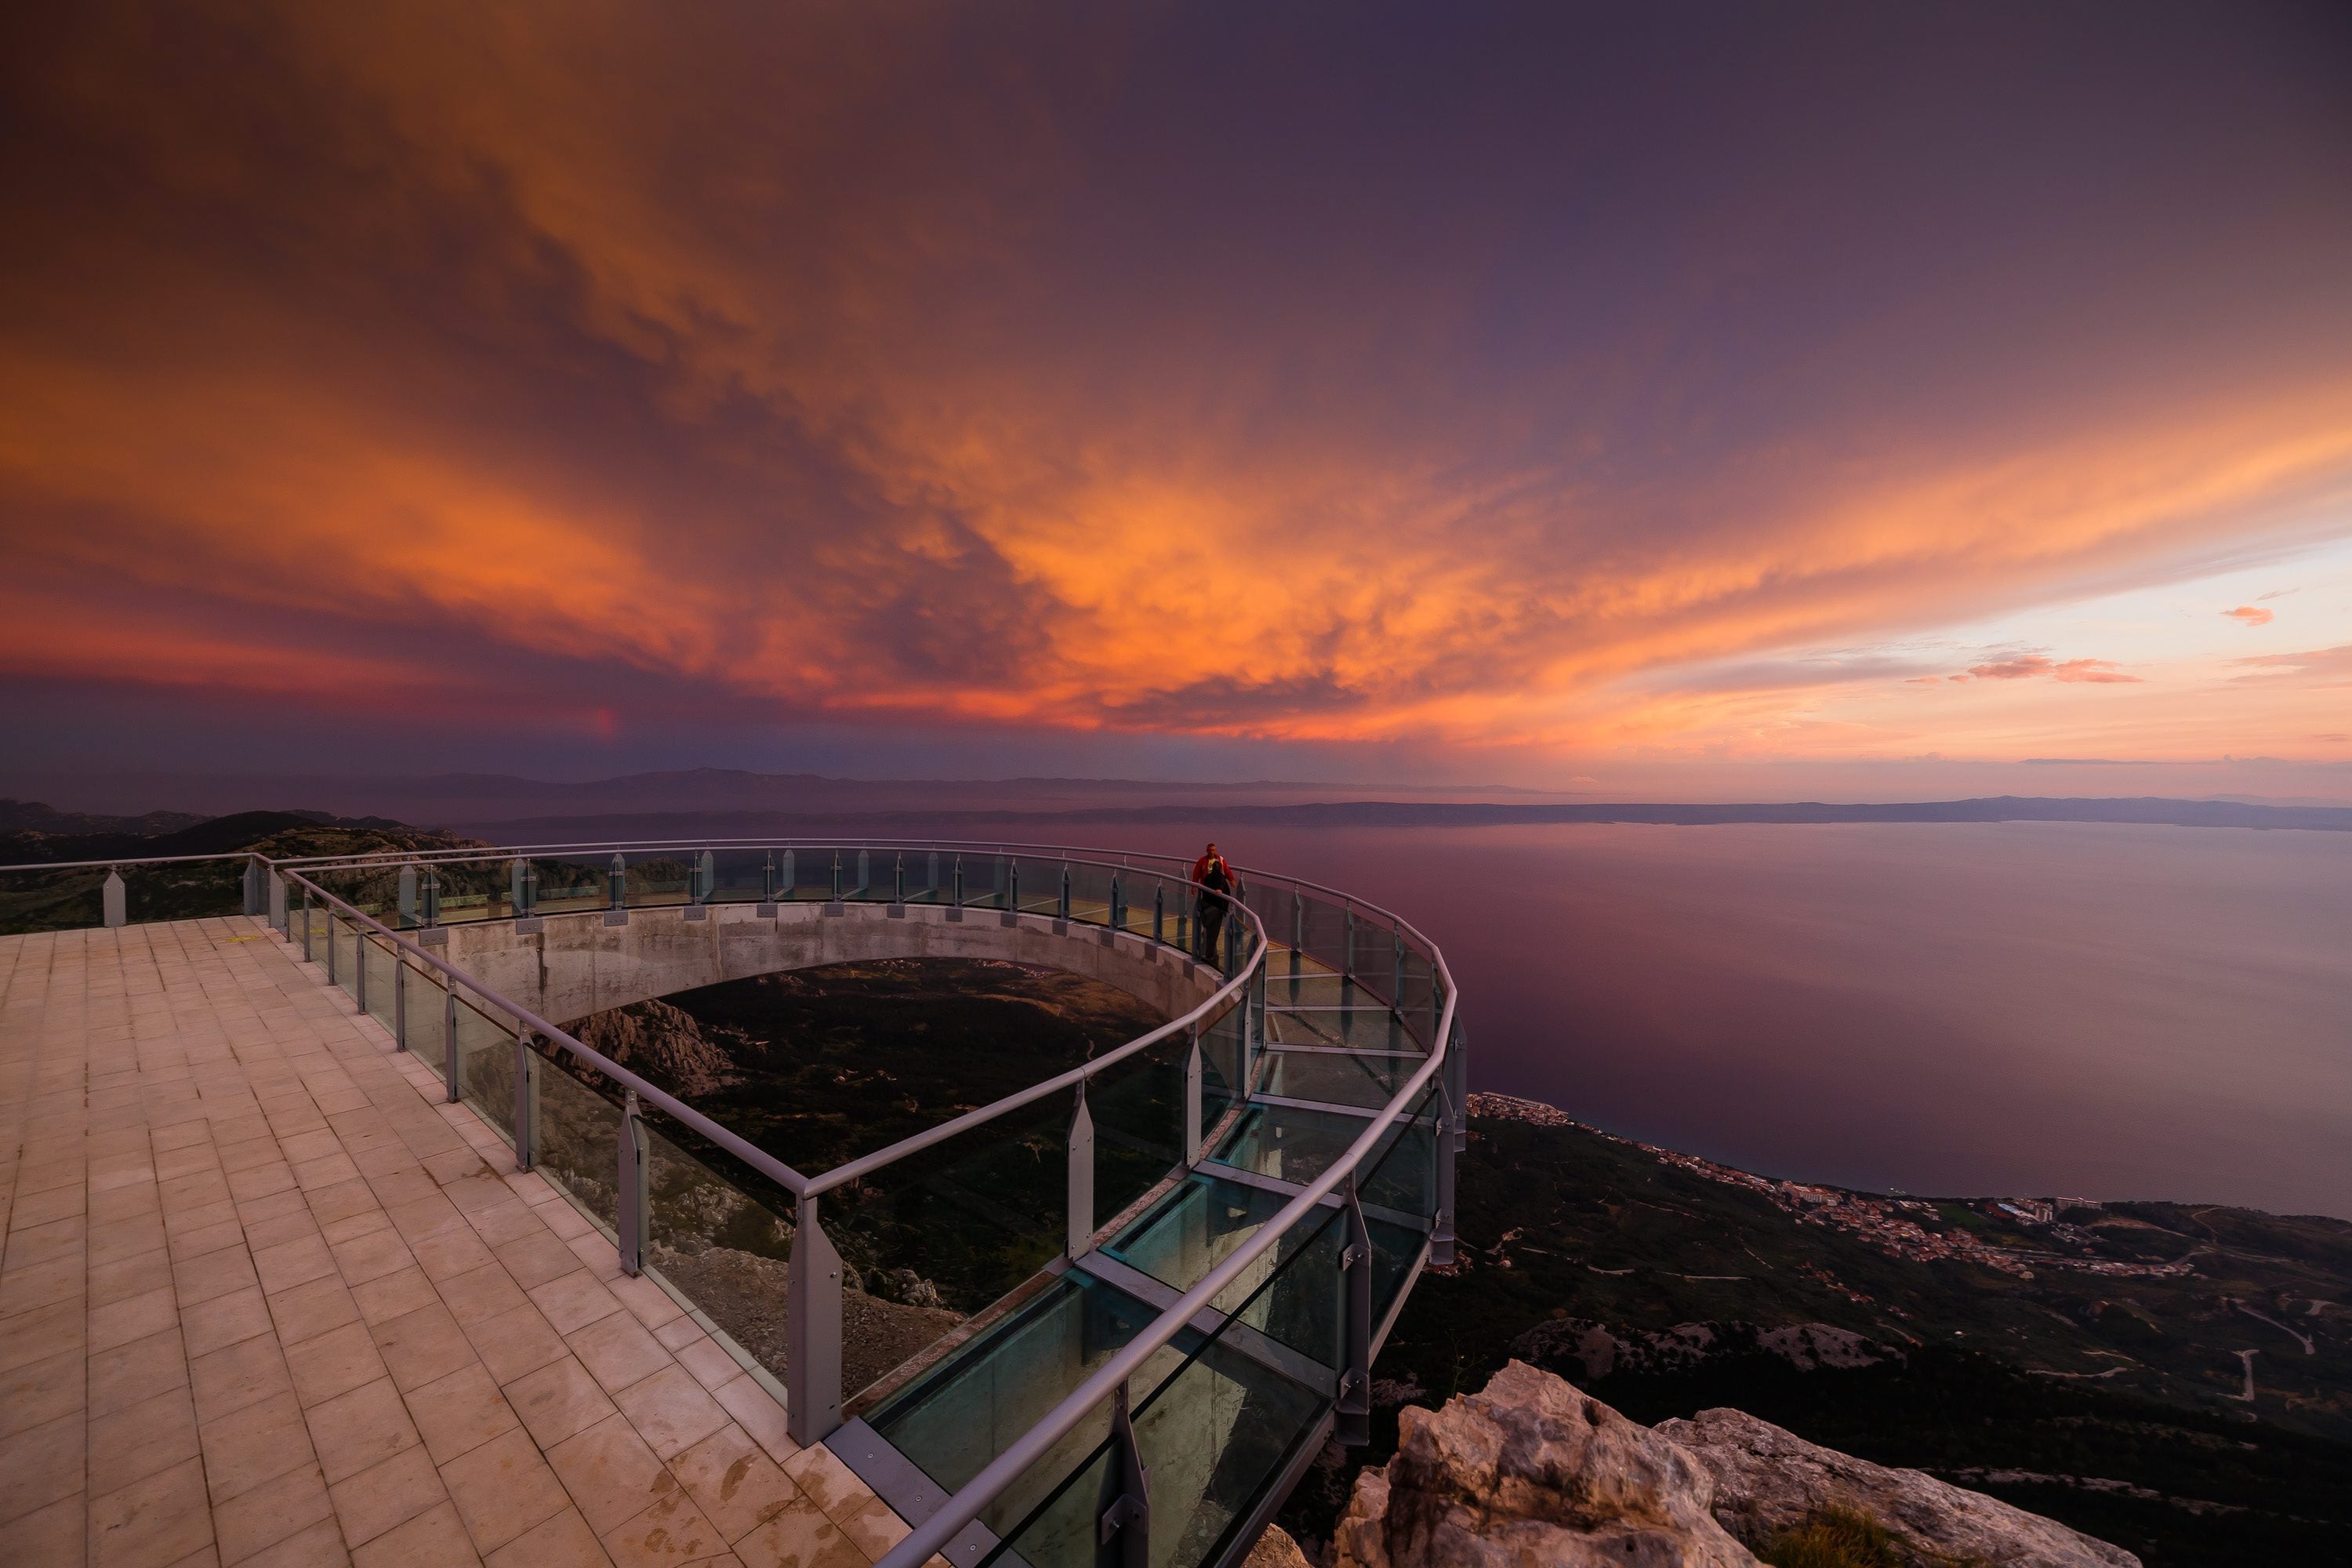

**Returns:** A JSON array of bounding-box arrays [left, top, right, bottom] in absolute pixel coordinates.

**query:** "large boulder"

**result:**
[[1332, 1360, 1759, 1568], [1657, 1407, 2139, 1568], [567, 997, 739, 1096]]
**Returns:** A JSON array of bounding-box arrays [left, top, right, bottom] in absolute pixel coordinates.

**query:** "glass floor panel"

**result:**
[[866, 1265, 1328, 1568], [1253, 1047, 1421, 1109], [1209, 1105, 1436, 1218]]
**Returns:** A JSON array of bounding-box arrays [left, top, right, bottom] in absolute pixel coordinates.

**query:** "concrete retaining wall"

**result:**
[[437, 901, 1225, 1028]]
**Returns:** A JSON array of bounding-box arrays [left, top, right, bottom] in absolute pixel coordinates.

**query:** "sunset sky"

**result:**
[[4, 3, 2350, 800]]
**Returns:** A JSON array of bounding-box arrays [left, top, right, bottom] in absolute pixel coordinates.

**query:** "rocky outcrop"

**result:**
[[1658, 1407, 2140, 1568], [1243, 1525, 1313, 1568], [1333, 1360, 1758, 1567], [1334, 1363, 2138, 1568], [568, 998, 739, 1096]]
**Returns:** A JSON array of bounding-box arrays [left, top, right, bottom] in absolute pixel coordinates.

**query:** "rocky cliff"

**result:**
[[1330, 1361, 2139, 1568], [566, 997, 740, 1096]]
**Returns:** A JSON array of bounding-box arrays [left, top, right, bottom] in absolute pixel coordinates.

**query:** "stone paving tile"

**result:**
[[0, 918, 879, 1568]]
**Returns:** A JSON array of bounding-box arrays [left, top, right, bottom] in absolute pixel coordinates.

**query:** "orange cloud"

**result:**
[[0, 4, 2346, 768], [2223, 605, 2275, 626]]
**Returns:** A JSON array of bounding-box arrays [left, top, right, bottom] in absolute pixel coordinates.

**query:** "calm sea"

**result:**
[[487, 816, 2352, 1219], [1060, 820, 2352, 1221]]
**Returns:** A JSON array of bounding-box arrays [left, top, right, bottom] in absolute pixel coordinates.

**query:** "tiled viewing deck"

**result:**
[[0, 918, 921, 1568]]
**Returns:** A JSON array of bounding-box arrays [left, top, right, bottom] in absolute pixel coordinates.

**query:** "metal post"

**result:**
[[1006, 862, 1020, 923], [1152, 884, 1164, 944], [1058, 865, 1071, 923], [302, 886, 314, 961], [512, 1032, 535, 1171], [831, 852, 843, 902], [1067, 1083, 1094, 1256], [1290, 891, 1303, 993], [894, 854, 906, 905], [763, 852, 776, 905], [269, 869, 286, 935], [1344, 904, 1356, 979], [1432, 1085, 1457, 1266], [1337, 1177, 1374, 1446], [786, 1196, 844, 1446], [1183, 1033, 1202, 1164], [509, 857, 525, 919], [1096, 1382, 1151, 1568], [617, 1090, 648, 1276], [355, 929, 368, 1014], [1109, 873, 1123, 934], [442, 982, 460, 1104], [610, 853, 627, 910], [422, 868, 439, 927], [394, 960, 406, 1051], [327, 906, 338, 985], [98, 867, 126, 928], [1449, 1019, 1468, 1152], [242, 855, 265, 916], [953, 857, 965, 909]]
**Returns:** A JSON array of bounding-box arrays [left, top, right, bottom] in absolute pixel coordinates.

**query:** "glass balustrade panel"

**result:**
[[531, 1055, 624, 1238], [634, 1120, 798, 1386]]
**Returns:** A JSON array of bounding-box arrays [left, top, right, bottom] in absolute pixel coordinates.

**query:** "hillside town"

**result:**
[[1467, 1093, 2196, 1282]]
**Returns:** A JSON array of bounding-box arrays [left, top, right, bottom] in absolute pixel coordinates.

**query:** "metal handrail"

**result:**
[[281, 836, 1449, 996], [279, 855, 1269, 1200], [0, 849, 267, 873], [281, 869, 824, 1197]]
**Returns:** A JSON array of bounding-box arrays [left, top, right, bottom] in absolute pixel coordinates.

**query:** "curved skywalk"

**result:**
[[0, 841, 1461, 1568]]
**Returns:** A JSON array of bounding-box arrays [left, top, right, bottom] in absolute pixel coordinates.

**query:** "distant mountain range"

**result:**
[[8, 784, 2350, 857]]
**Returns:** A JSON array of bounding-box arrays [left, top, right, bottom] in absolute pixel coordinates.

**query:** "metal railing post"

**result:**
[[786, 1196, 844, 1446], [513, 1031, 536, 1171], [327, 906, 338, 985], [1058, 864, 1071, 922], [610, 853, 627, 910], [1098, 1383, 1151, 1568], [355, 931, 368, 1014], [1067, 1083, 1094, 1255], [1290, 891, 1303, 993], [953, 857, 965, 909], [442, 981, 460, 1104], [617, 1090, 648, 1276], [101, 867, 126, 928], [831, 851, 844, 902], [422, 868, 439, 927], [1109, 873, 1123, 933], [242, 855, 265, 916], [1183, 1032, 1202, 1164], [1432, 1080, 1457, 1266], [302, 886, 314, 961], [1449, 1019, 1468, 1152], [763, 852, 777, 906], [1337, 1176, 1374, 1446], [698, 849, 714, 904], [893, 855, 906, 906], [394, 959, 406, 1051], [1152, 884, 1164, 944], [269, 869, 287, 935]]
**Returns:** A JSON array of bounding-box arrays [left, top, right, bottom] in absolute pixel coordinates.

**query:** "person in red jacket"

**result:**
[[1192, 842, 1236, 961]]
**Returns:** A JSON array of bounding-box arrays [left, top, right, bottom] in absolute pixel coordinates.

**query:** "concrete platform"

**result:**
[[0, 917, 924, 1568]]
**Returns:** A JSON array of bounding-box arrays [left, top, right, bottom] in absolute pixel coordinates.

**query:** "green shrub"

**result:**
[[1756, 1506, 1907, 1568]]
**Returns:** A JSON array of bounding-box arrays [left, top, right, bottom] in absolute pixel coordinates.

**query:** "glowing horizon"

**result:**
[[3, 5, 2348, 791]]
